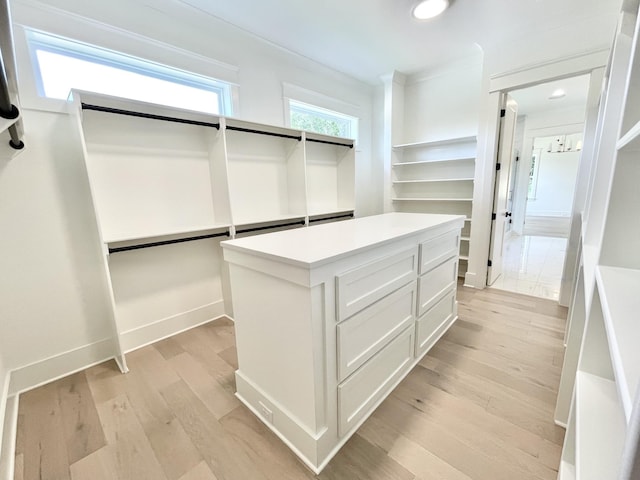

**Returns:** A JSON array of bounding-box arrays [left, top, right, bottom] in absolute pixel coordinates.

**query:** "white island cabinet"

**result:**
[[221, 212, 464, 473]]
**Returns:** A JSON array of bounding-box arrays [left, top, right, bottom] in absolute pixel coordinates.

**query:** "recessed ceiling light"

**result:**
[[549, 89, 566, 99], [413, 0, 450, 20]]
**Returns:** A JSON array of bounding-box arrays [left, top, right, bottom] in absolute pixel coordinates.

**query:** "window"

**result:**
[[26, 30, 233, 115], [289, 100, 358, 140]]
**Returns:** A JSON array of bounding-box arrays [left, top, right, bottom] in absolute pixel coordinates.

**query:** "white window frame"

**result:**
[[288, 99, 358, 141], [283, 83, 360, 145], [22, 28, 234, 116]]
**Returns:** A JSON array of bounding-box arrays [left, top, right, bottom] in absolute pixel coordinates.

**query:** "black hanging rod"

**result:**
[[82, 103, 221, 129], [109, 230, 230, 254], [226, 125, 302, 141], [306, 138, 353, 148], [236, 220, 305, 235], [309, 212, 354, 223]]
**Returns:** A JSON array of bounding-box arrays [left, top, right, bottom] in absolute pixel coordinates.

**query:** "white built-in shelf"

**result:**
[[392, 135, 477, 149], [392, 157, 475, 167], [233, 213, 307, 230], [460, 236, 470, 242], [575, 371, 626, 479], [464, 218, 471, 223], [392, 178, 474, 184], [103, 224, 231, 245], [459, 255, 469, 261], [617, 119, 640, 150], [596, 266, 640, 421], [392, 197, 473, 202]]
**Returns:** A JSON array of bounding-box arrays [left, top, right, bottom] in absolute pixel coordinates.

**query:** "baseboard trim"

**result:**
[[0, 391, 19, 480], [8, 338, 116, 396], [120, 300, 226, 353]]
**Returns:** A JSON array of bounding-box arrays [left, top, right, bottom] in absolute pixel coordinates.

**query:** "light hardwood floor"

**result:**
[[14, 285, 567, 480]]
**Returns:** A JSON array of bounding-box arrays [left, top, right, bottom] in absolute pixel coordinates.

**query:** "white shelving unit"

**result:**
[[557, 1, 640, 478], [69, 90, 356, 371], [391, 136, 476, 278]]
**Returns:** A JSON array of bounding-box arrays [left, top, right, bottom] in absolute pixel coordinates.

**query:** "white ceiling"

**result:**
[[510, 74, 591, 115], [163, 0, 622, 83]]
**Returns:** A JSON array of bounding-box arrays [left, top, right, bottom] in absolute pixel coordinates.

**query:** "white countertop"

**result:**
[[221, 212, 465, 267]]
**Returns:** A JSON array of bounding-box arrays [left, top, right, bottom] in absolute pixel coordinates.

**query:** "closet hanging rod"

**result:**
[[306, 138, 353, 148], [235, 219, 306, 235], [0, 18, 24, 150], [81, 103, 221, 129], [226, 125, 302, 141], [309, 212, 354, 223], [108, 230, 230, 254]]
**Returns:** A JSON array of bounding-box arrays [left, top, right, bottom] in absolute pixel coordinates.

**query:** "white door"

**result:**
[[487, 96, 518, 286], [505, 148, 520, 235]]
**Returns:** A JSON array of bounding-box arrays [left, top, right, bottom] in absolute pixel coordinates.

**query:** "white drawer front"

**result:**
[[417, 257, 457, 317], [416, 290, 456, 358], [336, 246, 418, 322], [419, 230, 460, 275], [337, 282, 416, 382], [337, 326, 414, 436]]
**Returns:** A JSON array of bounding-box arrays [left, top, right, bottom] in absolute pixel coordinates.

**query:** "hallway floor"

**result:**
[[489, 235, 568, 301]]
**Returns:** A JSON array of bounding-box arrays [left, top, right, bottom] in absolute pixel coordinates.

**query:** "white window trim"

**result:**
[[282, 83, 361, 146], [11, 0, 240, 113]]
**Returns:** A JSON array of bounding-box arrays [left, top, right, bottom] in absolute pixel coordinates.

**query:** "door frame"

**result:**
[[465, 50, 609, 307]]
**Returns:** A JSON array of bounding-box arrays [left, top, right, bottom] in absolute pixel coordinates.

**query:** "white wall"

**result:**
[[526, 146, 580, 217], [511, 105, 586, 233], [402, 56, 483, 143], [0, 0, 378, 389]]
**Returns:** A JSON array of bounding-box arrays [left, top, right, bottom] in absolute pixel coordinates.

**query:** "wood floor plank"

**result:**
[[19, 383, 71, 480], [160, 379, 269, 480], [69, 447, 118, 480], [95, 393, 168, 480], [177, 461, 219, 480], [168, 352, 240, 419], [57, 371, 107, 465], [122, 369, 203, 480], [14, 285, 568, 480], [317, 433, 414, 480], [154, 336, 186, 360], [218, 405, 315, 480]]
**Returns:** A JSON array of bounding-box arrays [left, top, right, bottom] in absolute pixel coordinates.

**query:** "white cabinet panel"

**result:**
[[337, 326, 414, 436], [417, 257, 457, 316], [336, 246, 418, 321], [419, 230, 459, 274], [415, 289, 455, 357], [337, 282, 416, 382]]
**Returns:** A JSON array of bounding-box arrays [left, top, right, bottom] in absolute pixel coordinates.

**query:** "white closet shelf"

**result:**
[[575, 371, 626, 479], [617, 119, 640, 150], [392, 157, 475, 167], [308, 209, 354, 218], [460, 236, 470, 242], [233, 214, 307, 229], [392, 135, 477, 149], [103, 224, 231, 245], [392, 197, 473, 202], [392, 178, 474, 184], [459, 255, 469, 261], [596, 265, 640, 420]]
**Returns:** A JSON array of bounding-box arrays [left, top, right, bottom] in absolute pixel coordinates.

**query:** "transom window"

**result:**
[[289, 100, 358, 140], [26, 29, 233, 115]]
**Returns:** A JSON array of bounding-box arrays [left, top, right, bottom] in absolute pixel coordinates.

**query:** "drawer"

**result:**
[[337, 325, 414, 437], [336, 246, 418, 322], [417, 257, 457, 317], [337, 282, 416, 382], [419, 230, 460, 274], [415, 289, 456, 358]]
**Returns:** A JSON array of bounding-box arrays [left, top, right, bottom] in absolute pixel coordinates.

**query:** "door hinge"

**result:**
[[496, 162, 501, 171], [491, 213, 496, 220], [516, 155, 519, 162], [500, 109, 506, 117], [488, 259, 493, 267]]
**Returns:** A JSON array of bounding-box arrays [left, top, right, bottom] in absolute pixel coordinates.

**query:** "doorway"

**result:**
[[487, 74, 590, 300]]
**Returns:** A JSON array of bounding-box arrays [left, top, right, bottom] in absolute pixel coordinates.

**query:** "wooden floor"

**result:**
[[13, 285, 568, 480]]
